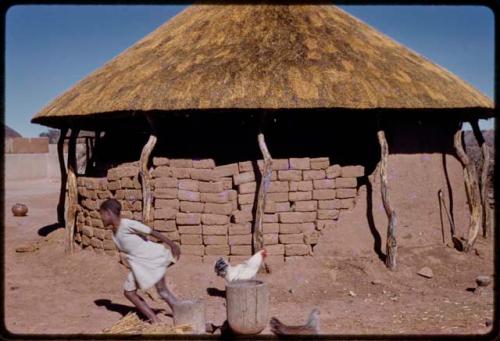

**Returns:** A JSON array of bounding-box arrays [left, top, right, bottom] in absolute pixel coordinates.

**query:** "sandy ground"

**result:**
[[3, 178, 495, 336]]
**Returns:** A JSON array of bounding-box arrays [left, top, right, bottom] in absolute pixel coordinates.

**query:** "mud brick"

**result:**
[[318, 200, 341, 210], [151, 166, 173, 178], [234, 171, 256, 185], [203, 225, 228, 235], [178, 179, 199, 192], [230, 245, 252, 255], [289, 180, 313, 192], [121, 210, 133, 219], [336, 188, 357, 198], [132, 201, 142, 212], [304, 231, 320, 245], [326, 164, 342, 179], [198, 181, 224, 193], [285, 244, 310, 256], [178, 189, 200, 202], [154, 178, 178, 189], [103, 239, 116, 250], [339, 198, 355, 209], [289, 191, 312, 201], [172, 168, 192, 179], [181, 245, 204, 256], [133, 177, 142, 189], [229, 223, 252, 235], [288, 158, 310, 170], [310, 157, 330, 170], [272, 159, 290, 170], [77, 177, 85, 186], [278, 170, 302, 181], [279, 212, 316, 223], [180, 234, 203, 245], [229, 234, 252, 245], [341, 165, 365, 178], [170, 159, 193, 168], [203, 235, 228, 245], [275, 202, 291, 212], [162, 231, 180, 241], [279, 233, 304, 244], [264, 201, 276, 213], [116, 166, 138, 178], [316, 220, 336, 231], [153, 157, 169, 166], [263, 223, 280, 234], [180, 201, 204, 213], [267, 192, 289, 202], [190, 169, 219, 181], [263, 214, 278, 223], [266, 244, 285, 255], [82, 234, 91, 246], [292, 200, 317, 212], [108, 181, 121, 191], [155, 207, 177, 220], [214, 163, 239, 177], [203, 255, 220, 264], [240, 204, 253, 211], [153, 220, 177, 232], [231, 200, 239, 212], [313, 179, 335, 189], [231, 210, 253, 223], [279, 223, 302, 234], [228, 256, 250, 263], [335, 177, 357, 188], [301, 222, 316, 234], [120, 177, 134, 188], [193, 159, 216, 169], [133, 212, 143, 221], [317, 209, 340, 220], [239, 182, 257, 194], [90, 237, 103, 249], [104, 230, 114, 240], [203, 202, 233, 215], [178, 225, 202, 235], [264, 234, 279, 245], [205, 244, 230, 255], [238, 193, 255, 205], [105, 249, 118, 256], [91, 218, 104, 228], [202, 214, 230, 225], [228, 189, 237, 200], [200, 191, 230, 203], [84, 190, 96, 200], [155, 188, 178, 199], [176, 213, 201, 225], [82, 225, 93, 237], [313, 189, 336, 200], [155, 199, 180, 209], [89, 210, 100, 219], [78, 187, 87, 197], [120, 200, 133, 211], [238, 161, 254, 172], [75, 233, 82, 243], [269, 181, 289, 193], [303, 170, 326, 180]]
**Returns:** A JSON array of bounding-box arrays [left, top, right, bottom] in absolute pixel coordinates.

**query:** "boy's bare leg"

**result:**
[[155, 277, 179, 310], [124, 290, 159, 323]]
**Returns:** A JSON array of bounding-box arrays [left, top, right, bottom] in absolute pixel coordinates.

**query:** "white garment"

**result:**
[[112, 218, 174, 291]]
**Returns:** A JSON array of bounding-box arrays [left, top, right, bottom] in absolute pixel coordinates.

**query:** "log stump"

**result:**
[[172, 299, 206, 334], [226, 280, 269, 335]]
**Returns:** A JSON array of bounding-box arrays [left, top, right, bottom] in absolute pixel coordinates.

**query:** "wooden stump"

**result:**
[[172, 299, 206, 334], [226, 280, 269, 335]]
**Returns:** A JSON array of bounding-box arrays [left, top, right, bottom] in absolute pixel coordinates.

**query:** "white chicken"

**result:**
[[214, 249, 267, 282]]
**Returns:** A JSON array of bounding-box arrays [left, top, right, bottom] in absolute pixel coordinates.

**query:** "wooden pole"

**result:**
[[254, 133, 273, 253], [139, 117, 157, 225], [453, 127, 483, 252], [471, 120, 491, 238], [377, 130, 397, 270], [65, 128, 80, 254], [57, 128, 69, 226]]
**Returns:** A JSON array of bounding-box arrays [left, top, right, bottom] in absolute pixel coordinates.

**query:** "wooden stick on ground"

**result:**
[[453, 128, 483, 252], [65, 128, 80, 254], [470, 120, 491, 238], [57, 128, 69, 226], [139, 117, 157, 225], [377, 130, 397, 270]]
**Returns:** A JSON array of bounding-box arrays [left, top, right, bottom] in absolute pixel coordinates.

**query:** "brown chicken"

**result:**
[[269, 308, 320, 335]]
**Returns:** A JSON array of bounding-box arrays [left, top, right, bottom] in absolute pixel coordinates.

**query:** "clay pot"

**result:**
[[12, 203, 28, 217]]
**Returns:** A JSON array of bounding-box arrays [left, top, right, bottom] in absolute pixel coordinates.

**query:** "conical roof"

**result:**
[[32, 5, 493, 126]]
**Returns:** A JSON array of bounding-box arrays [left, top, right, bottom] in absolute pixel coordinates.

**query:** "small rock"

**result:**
[[371, 279, 382, 285], [417, 267, 433, 279], [485, 319, 492, 327], [15, 244, 39, 253], [475, 275, 492, 287], [348, 290, 356, 297], [288, 288, 294, 294]]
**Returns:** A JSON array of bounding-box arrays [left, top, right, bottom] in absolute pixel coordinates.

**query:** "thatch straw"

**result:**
[[32, 5, 493, 127], [103, 312, 193, 335]]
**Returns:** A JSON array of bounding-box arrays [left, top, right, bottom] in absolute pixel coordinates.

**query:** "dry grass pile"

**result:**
[[103, 312, 193, 335]]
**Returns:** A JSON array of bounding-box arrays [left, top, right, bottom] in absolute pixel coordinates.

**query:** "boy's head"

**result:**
[[99, 199, 121, 226]]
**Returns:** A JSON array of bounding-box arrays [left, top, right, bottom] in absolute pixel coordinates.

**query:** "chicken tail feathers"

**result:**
[[269, 317, 285, 335], [214, 257, 229, 278]]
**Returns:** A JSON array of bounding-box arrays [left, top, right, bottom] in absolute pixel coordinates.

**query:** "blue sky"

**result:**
[[5, 5, 495, 137]]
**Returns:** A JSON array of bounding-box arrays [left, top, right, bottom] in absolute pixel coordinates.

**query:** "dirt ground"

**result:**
[[3, 178, 495, 336]]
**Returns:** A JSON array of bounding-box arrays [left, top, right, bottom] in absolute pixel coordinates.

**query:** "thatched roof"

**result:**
[[32, 5, 493, 127]]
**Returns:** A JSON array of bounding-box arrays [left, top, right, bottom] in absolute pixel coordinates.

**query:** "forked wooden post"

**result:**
[[65, 128, 80, 253], [254, 133, 273, 253], [139, 117, 157, 225], [377, 130, 397, 270], [471, 120, 491, 238], [453, 127, 483, 252], [57, 128, 69, 226]]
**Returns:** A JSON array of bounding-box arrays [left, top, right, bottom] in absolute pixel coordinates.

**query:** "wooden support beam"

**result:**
[[254, 133, 273, 253], [57, 128, 69, 226], [471, 120, 492, 238], [65, 128, 80, 254], [139, 118, 157, 225], [377, 130, 397, 270], [453, 127, 483, 252]]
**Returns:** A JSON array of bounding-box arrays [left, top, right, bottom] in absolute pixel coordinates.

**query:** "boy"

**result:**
[[99, 198, 182, 323]]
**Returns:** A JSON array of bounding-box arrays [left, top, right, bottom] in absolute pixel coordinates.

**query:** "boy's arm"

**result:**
[[150, 230, 181, 260]]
